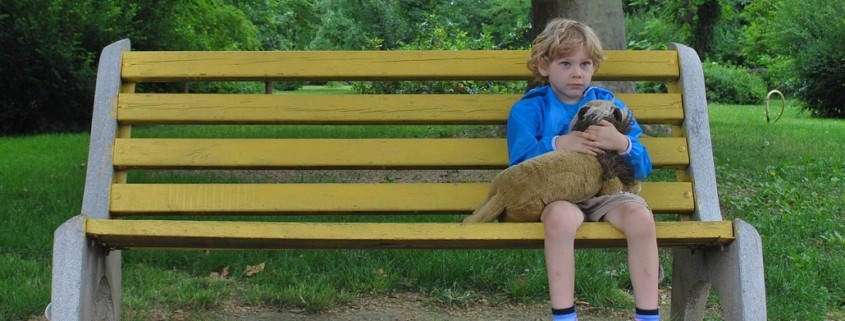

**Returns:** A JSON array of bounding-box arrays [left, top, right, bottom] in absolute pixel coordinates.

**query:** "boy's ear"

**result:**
[[538, 63, 550, 77]]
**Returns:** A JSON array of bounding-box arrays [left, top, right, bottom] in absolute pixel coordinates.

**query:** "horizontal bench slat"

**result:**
[[119, 94, 519, 125], [86, 220, 734, 250], [121, 50, 678, 82], [109, 182, 694, 215], [116, 93, 683, 125], [113, 137, 689, 169]]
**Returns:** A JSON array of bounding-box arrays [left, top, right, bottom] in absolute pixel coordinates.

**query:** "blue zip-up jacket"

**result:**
[[506, 85, 652, 180]]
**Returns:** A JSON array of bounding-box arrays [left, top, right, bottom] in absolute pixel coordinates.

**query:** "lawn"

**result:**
[[0, 101, 842, 320]]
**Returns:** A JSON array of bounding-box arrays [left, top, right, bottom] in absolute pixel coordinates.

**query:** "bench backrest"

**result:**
[[83, 40, 721, 232]]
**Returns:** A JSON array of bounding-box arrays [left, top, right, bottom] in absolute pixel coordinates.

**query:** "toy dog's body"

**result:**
[[463, 100, 640, 223], [569, 100, 637, 189]]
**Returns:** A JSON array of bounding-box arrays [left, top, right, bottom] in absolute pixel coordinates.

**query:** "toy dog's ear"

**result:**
[[613, 107, 633, 134], [577, 106, 590, 121], [612, 107, 625, 123]]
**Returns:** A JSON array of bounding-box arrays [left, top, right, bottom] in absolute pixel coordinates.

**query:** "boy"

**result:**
[[508, 18, 660, 321]]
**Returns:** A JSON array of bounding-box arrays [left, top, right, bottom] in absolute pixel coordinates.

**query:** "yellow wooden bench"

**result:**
[[48, 39, 766, 321]]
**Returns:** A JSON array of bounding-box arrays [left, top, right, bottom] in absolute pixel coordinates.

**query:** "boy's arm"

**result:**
[[586, 96, 653, 179], [506, 102, 556, 166], [621, 110, 653, 180]]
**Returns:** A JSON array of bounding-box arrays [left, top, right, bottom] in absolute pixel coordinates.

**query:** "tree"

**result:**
[[127, 0, 259, 51], [0, 0, 111, 134], [231, 0, 319, 50], [309, 0, 404, 50], [666, 0, 721, 59], [309, 0, 530, 51], [0, 0, 268, 135], [756, 0, 845, 118]]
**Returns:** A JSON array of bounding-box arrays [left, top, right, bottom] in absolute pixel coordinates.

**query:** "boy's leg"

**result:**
[[603, 202, 660, 310], [541, 201, 584, 311]]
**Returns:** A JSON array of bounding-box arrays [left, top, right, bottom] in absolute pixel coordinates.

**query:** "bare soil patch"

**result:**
[[210, 292, 635, 321]]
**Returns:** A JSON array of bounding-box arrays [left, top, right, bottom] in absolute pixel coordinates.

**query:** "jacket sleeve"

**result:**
[[506, 101, 555, 166], [617, 99, 653, 179]]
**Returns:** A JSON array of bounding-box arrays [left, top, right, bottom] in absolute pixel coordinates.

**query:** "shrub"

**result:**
[[702, 61, 767, 105], [746, 0, 845, 118], [792, 33, 845, 118], [0, 1, 97, 135], [624, 10, 684, 51], [352, 13, 527, 95]]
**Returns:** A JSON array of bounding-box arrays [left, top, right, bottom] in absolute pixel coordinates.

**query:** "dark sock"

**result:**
[[552, 306, 575, 315], [634, 307, 660, 321], [635, 308, 659, 315], [552, 305, 577, 321]]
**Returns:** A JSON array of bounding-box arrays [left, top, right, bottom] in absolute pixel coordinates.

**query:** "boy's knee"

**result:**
[[624, 204, 656, 236], [629, 203, 654, 221], [608, 203, 655, 237], [541, 201, 583, 233]]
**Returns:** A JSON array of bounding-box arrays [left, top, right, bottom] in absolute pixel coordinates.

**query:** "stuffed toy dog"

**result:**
[[463, 100, 641, 223]]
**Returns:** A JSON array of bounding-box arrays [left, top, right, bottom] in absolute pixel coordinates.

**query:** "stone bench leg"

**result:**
[[48, 215, 121, 321], [670, 219, 766, 321]]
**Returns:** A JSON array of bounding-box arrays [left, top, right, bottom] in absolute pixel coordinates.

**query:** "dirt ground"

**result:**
[[206, 291, 648, 321], [30, 290, 674, 321]]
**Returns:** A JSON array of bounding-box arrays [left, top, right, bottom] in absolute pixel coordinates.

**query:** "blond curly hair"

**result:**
[[527, 18, 605, 84]]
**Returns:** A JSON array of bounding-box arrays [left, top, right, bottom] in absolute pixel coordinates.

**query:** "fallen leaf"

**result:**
[[210, 266, 230, 279], [245, 262, 265, 277], [221, 266, 230, 278]]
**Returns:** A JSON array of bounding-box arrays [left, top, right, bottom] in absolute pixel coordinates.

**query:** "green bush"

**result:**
[[624, 6, 685, 51], [0, 1, 98, 135], [745, 0, 845, 118], [352, 13, 527, 95], [791, 30, 845, 118], [702, 61, 767, 105]]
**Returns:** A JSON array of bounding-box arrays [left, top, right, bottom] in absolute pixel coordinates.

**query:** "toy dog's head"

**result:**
[[569, 100, 632, 134]]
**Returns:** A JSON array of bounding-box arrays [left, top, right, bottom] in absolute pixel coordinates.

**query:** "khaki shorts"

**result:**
[[577, 192, 650, 222]]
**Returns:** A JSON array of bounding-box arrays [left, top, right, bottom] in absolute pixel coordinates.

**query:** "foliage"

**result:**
[[664, 0, 722, 57], [308, 1, 374, 50], [624, 0, 724, 59], [396, 0, 531, 50], [742, 0, 845, 118], [352, 13, 526, 95], [739, 0, 780, 69], [0, 0, 264, 135], [624, 7, 683, 50], [774, 1, 845, 118], [308, 0, 529, 51], [793, 43, 845, 118], [234, 0, 319, 51], [702, 61, 767, 105], [625, 0, 755, 66], [0, 0, 101, 134], [705, 0, 746, 65], [125, 0, 260, 51], [473, 0, 532, 50]]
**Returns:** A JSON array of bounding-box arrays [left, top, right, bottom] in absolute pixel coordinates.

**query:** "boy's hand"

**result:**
[[583, 120, 629, 153], [555, 131, 606, 156], [556, 120, 628, 155]]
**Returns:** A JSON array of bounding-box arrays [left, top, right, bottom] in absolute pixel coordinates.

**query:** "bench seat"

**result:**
[[87, 219, 734, 250]]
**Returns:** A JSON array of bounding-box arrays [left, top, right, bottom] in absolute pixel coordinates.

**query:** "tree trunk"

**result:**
[[530, 0, 634, 93]]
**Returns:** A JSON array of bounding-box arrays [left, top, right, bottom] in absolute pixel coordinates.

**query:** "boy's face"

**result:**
[[538, 46, 595, 104]]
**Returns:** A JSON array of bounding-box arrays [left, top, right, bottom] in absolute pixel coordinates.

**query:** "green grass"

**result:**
[[709, 103, 844, 320], [0, 133, 88, 320], [1, 102, 843, 320]]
